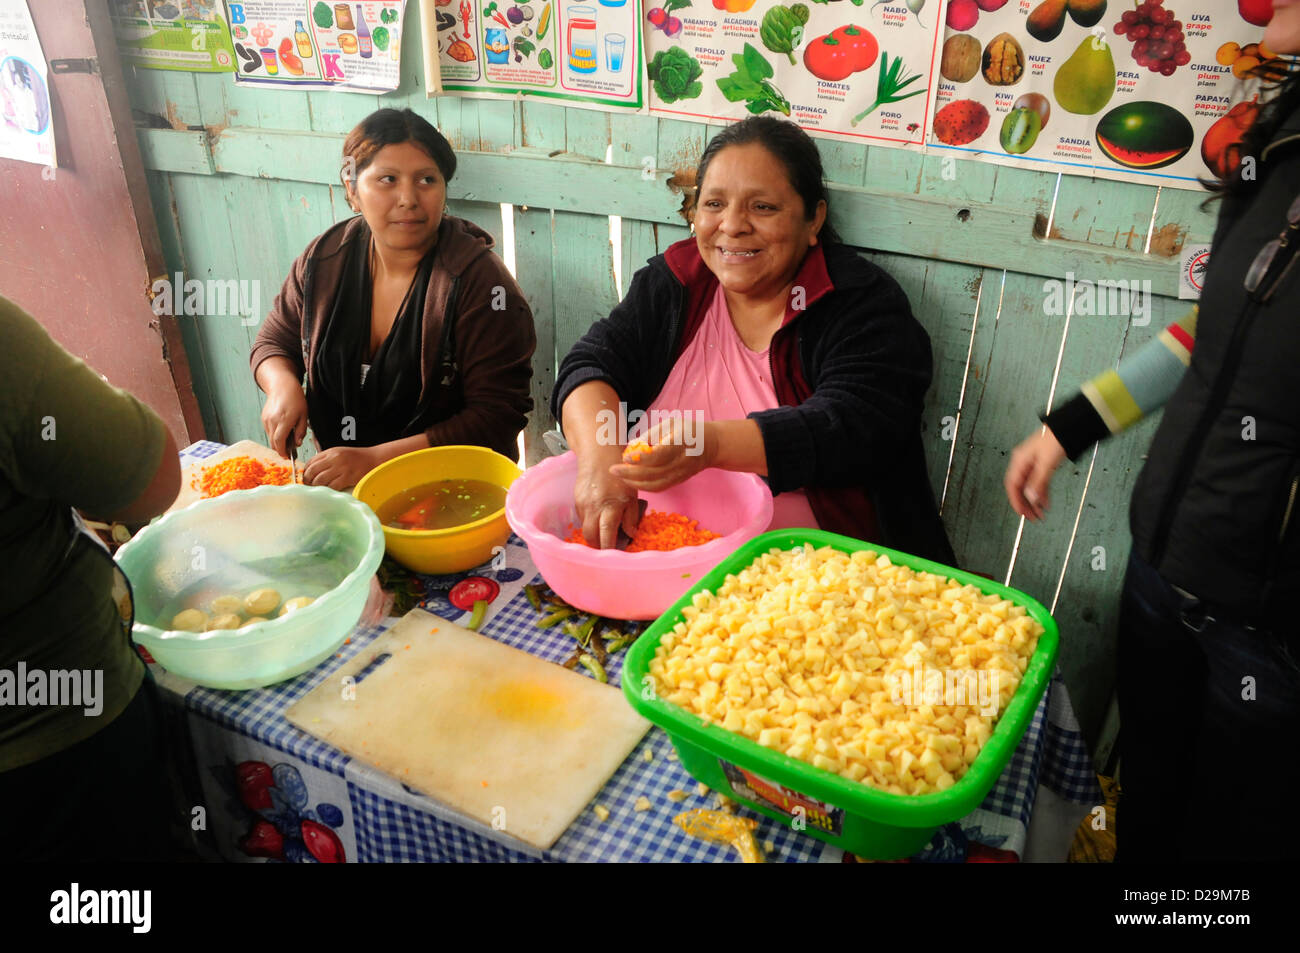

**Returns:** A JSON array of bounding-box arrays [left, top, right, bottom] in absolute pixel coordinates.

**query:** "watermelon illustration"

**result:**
[[1095, 101, 1194, 171]]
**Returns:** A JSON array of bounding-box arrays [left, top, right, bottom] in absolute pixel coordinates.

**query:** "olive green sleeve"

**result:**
[[0, 296, 167, 515]]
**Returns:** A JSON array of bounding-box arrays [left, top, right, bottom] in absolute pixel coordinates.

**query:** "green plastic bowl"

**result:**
[[116, 484, 385, 690], [622, 529, 1060, 859]]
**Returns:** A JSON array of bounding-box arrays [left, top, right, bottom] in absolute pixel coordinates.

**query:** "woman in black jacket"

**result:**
[[554, 118, 953, 563], [1004, 4, 1300, 861]]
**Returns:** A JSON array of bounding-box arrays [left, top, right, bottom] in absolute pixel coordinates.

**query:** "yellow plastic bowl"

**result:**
[[353, 445, 521, 574]]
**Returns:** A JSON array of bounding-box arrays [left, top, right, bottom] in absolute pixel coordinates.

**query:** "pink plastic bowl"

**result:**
[[506, 452, 774, 620]]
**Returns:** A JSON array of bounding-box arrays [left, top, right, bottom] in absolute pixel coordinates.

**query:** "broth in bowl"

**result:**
[[377, 478, 508, 531]]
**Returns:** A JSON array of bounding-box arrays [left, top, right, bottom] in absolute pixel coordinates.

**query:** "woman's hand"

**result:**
[[1004, 427, 1067, 521], [574, 455, 641, 550], [303, 445, 383, 491], [609, 419, 714, 493], [260, 381, 309, 458]]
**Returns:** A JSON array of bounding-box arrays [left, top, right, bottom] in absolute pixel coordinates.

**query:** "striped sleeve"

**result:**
[[1043, 306, 1197, 460]]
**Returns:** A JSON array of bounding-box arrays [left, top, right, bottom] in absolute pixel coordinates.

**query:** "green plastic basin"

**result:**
[[622, 529, 1059, 859]]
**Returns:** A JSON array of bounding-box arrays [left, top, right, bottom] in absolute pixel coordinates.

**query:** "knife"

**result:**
[[287, 440, 298, 484]]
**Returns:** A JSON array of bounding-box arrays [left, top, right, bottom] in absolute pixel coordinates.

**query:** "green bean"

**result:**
[[537, 607, 575, 628], [578, 653, 607, 683], [465, 599, 489, 631]]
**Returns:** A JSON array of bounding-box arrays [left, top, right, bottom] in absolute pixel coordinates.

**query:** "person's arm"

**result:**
[[551, 263, 676, 427], [562, 380, 640, 549], [2, 298, 180, 524], [251, 255, 310, 457], [1006, 306, 1197, 520], [100, 427, 181, 526], [554, 263, 682, 547], [1044, 306, 1197, 459]]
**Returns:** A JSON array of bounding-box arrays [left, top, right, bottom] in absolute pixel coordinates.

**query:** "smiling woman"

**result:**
[[553, 117, 953, 561], [250, 108, 536, 490]]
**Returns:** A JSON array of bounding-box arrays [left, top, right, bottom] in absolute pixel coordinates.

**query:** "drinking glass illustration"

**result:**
[[567, 6, 597, 73], [259, 47, 278, 74], [604, 33, 625, 72]]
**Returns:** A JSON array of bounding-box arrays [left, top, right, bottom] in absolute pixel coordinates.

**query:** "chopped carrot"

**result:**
[[565, 510, 720, 552], [623, 440, 653, 463], [193, 456, 292, 498]]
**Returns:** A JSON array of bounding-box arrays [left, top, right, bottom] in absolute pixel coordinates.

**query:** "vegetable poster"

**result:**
[[224, 0, 406, 92], [925, 0, 1281, 190], [423, 0, 643, 110], [0, 0, 55, 167], [644, 0, 943, 145], [110, 0, 236, 72]]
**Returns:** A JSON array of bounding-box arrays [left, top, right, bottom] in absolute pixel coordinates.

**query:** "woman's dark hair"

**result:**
[[694, 117, 841, 244], [341, 108, 457, 189], [1204, 62, 1300, 204]]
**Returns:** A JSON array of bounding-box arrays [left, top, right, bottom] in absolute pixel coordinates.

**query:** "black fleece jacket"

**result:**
[[552, 238, 955, 565]]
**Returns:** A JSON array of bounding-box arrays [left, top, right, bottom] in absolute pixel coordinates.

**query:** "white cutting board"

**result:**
[[284, 610, 650, 850], [170, 439, 297, 513]]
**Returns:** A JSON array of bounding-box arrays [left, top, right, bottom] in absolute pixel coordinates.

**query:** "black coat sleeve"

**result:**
[[550, 261, 681, 429]]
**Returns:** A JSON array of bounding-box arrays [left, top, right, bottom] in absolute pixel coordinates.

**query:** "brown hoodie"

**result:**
[[250, 214, 535, 461]]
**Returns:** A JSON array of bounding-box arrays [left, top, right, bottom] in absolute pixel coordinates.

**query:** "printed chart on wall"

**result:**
[[644, 0, 943, 146], [0, 0, 55, 167], [425, 0, 642, 109], [110, 0, 236, 72], [224, 1, 406, 92], [925, 0, 1280, 190]]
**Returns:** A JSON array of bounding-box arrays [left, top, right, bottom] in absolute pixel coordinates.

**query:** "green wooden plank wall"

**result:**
[[121, 3, 1218, 769]]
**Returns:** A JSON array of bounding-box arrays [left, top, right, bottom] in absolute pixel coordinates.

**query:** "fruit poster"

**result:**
[[110, 0, 237, 72], [643, 0, 944, 145], [925, 0, 1281, 190], [0, 0, 56, 167], [224, 0, 406, 92], [423, 0, 644, 110]]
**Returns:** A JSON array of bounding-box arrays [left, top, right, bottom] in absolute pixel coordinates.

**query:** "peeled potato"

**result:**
[[210, 595, 244, 615], [279, 595, 315, 616], [206, 613, 243, 631], [171, 608, 208, 632], [244, 588, 281, 616], [241, 616, 269, 628]]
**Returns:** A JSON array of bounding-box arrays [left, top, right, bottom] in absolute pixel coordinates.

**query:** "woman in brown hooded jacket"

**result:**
[[251, 108, 535, 489]]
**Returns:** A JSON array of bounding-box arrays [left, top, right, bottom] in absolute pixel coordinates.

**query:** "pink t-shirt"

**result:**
[[644, 285, 819, 531]]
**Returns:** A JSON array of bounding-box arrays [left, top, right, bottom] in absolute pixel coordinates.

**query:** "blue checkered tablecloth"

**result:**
[[155, 442, 1102, 863]]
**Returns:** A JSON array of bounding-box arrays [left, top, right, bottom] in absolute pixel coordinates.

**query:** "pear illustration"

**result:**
[[1054, 34, 1116, 115], [1066, 0, 1107, 28], [1026, 0, 1067, 42]]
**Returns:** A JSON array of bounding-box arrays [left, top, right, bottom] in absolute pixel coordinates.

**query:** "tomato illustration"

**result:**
[[239, 819, 285, 860], [831, 25, 878, 72], [448, 576, 500, 610], [804, 25, 878, 81], [235, 760, 274, 812], [301, 819, 346, 863]]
